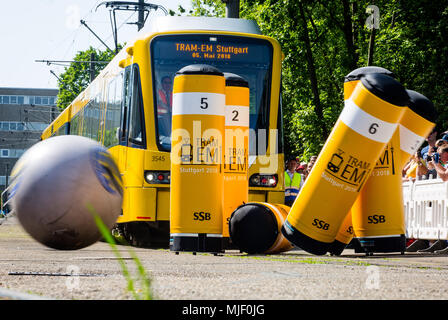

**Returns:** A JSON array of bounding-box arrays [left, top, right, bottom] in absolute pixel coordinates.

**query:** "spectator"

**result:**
[[428, 145, 448, 181], [296, 162, 307, 175], [435, 137, 448, 149], [420, 130, 439, 179], [284, 157, 304, 207], [402, 151, 428, 181], [304, 155, 317, 179], [421, 128, 438, 159]]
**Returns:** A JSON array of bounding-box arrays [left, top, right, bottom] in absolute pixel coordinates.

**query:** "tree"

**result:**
[[241, 0, 349, 160], [370, 1, 448, 130], [242, 0, 448, 160], [170, 0, 225, 17], [56, 46, 120, 111]]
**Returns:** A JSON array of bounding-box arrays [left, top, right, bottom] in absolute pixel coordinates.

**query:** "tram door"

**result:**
[[117, 64, 145, 183], [116, 66, 132, 178]]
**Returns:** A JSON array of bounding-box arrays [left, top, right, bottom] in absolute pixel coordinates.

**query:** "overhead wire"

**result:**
[[45, 0, 108, 84], [100, 10, 137, 50]]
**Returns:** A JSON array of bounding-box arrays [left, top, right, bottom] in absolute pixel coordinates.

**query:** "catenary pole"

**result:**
[[223, 0, 239, 18]]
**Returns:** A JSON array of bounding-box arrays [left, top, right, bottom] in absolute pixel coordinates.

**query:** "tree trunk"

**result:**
[[341, 0, 358, 70], [297, 1, 327, 138], [367, 0, 377, 66], [305, 6, 341, 94], [367, 28, 376, 66], [351, 2, 357, 49]]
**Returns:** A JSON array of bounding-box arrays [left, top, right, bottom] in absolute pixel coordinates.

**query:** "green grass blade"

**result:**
[[87, 203, 152, 300]]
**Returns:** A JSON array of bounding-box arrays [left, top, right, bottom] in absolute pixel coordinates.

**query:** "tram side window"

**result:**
[[122, 65, 145, 147], [277, 91, 284, 155], [82, 97, 101, 142], [91, 94, 101, 141], [70, 112, 81, 136], [104, 73, 123, 148], [61, 122, 70, 135], [81, 105, 87, 137], [51, 123, 69, 137], [119, 64, 145, 147], [128, 66, 144, 145], [82, 102, 92, 139], [119, 68, 132, 144]]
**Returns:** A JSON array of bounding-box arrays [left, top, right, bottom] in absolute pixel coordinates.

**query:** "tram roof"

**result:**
[[142, 16, 262, 35]]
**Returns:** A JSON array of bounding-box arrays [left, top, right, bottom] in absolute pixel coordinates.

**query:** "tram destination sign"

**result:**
[[175, 42, 249, 60], [152, 37, 270, 63]]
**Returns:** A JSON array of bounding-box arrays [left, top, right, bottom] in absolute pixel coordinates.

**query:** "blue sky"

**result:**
[[0, 0, 192, 89]]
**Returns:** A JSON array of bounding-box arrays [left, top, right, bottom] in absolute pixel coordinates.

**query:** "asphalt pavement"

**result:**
[[1, 216, 448, 301]]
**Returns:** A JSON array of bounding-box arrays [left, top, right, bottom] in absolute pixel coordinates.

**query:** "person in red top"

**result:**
[[157, 75, 173, 145], [158, 76, 173, 115]]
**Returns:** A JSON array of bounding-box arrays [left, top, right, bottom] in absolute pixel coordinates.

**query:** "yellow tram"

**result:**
[[41, 16, 285, 246]]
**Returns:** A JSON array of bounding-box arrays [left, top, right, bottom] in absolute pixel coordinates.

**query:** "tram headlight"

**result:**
[[145, 172, 155, 182], [144, 171, 170, 184], [249, 174, 278, 187]]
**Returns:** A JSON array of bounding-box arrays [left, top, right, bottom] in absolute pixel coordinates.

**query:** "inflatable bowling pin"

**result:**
[[352, 90, 437, 254], [329, 66, 396, 256], [222, 73, 250, 249], [170, 64, 225, 253], [229, 202, 293, 254], [282, 73, 409, 255]]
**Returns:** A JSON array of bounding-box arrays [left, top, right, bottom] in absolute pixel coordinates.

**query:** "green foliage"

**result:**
[[371, 1, 448, 132], [170, 1, 225, 17], [243, 0, 448, 160], [189, 0, 225, 17], [56, 46, 120, 111]]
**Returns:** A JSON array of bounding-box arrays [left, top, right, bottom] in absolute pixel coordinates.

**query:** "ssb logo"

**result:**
[[367, 214, 386, 224], [312, 218, 330, 230], [194, 211, 211, 221]]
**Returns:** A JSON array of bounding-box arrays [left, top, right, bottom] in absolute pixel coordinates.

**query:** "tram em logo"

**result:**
[[325, 148, 372, 191]]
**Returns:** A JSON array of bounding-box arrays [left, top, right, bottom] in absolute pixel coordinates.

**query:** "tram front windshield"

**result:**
[[151, 34, 273, 153]]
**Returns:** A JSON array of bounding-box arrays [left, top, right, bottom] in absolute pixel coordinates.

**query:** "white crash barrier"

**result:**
[[403, 180, 415, 238], [403, 178, 448, 240]]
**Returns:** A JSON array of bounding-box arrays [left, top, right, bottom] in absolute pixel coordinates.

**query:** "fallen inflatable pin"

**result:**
[[351, 89, 437, 256], [313, 67, 436, 257], [329, 66, 398, 256], [282, 73, 409, 255], [333, 68, 437, 256], [8, 135, 123, 250], [328, 67, 436, 256], [228, 202, 293, 254]]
